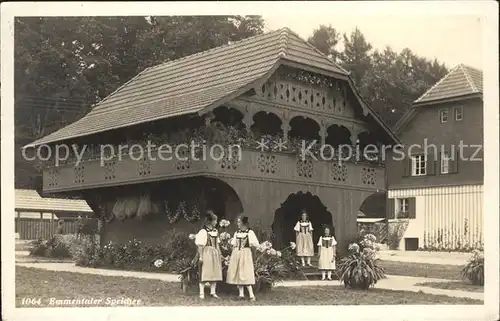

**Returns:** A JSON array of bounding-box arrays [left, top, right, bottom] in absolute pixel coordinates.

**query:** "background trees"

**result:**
[[307, 25, 448, 127], [14, 16, 264, 188]]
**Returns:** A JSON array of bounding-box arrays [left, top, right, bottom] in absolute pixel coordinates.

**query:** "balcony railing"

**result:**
[[42, 145, 385, 193]]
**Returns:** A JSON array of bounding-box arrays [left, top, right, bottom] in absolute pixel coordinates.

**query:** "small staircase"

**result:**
[[298, 256, 340, 280]]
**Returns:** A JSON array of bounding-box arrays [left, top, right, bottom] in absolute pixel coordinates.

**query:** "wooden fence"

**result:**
[[15, 218, 79, 240]]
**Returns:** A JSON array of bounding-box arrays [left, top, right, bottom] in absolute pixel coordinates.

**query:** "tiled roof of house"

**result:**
[[414, 64, 483, 104], [15, 189, 93, 213], [26, 28, 353, 147]]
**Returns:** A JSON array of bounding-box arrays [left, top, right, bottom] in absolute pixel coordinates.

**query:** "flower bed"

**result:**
[[74, 230, 197, 273]]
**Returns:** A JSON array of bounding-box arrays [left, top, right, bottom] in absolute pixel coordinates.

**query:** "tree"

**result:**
[[307, 25, 341, 61], [359, 46, 448, 127], [14, 16, 264, 189], [339, 27, 373, 86]]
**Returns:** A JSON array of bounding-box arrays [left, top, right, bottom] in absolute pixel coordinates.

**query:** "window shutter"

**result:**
[[427, 153, 436, 175], [451, 151, 460, 173], [386, 198, 395, 219], [403, 156, 411, 177], [436, 152, 442, 175], [408, 197, 416, 219]]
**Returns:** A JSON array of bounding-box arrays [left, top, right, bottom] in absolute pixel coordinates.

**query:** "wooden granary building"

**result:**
[[26, 28, 399, 251]]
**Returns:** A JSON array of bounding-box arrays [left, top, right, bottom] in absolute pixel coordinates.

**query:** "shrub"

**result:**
[[387, 219, 409, 250], [29, 238, 48, 257], [29, 235, 73, 259], [337, 234, 385, 290], [46, 236, 72, 258], [72, 235, 101, 266], [462, 250, 484, 286], [162, 230, 198, 267]]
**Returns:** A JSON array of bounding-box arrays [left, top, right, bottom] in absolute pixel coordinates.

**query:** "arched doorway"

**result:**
[[357, 191, 388, 244], [271, 191, 333, 251]]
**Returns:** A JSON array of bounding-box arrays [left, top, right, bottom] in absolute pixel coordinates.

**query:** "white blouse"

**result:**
[[195, 229, 219, 247], [317, 236, 337, 247], [230, 229, 259, 248], [294, 221, 313, 233]]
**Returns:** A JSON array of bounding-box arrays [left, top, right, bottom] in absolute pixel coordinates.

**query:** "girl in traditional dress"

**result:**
[[226, 216, 259, 301], [294, 210, 314, 266], [194, 211, 223, 299], [317, 226, 337, 280]]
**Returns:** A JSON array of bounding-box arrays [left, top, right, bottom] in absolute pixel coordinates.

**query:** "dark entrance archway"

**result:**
[[271, 191, 333, 251]]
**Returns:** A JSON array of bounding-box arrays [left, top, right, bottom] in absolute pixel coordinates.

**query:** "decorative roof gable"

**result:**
[[26, 28, 399, 147], [414, 64, 483, 104]]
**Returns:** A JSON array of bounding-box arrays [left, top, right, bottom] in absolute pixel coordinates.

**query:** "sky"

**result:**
[[263, 14, 483, 70]]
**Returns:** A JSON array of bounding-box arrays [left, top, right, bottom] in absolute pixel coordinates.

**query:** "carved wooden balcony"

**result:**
[[42, 147, 385, 193]]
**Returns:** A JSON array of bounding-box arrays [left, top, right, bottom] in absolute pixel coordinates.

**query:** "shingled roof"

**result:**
[[414, 64, 483, 105], [395, 64, 483, 134], [26, 27, 398, 147], [15, 189, 93, 213]]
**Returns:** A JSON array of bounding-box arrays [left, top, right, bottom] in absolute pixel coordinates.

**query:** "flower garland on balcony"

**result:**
[[176, 201, 188, 222], [184, 203, 201, 222], [45, 120, 384, 167], [165, 201, 180, 224]]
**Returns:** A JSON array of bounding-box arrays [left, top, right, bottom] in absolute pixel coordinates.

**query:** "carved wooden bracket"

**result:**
[[319, 119, 327, 145], [242, 103, 256, 131]]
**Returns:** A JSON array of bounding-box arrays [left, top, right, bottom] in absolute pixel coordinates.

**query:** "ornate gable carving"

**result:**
[[253, 67, 355, 118]]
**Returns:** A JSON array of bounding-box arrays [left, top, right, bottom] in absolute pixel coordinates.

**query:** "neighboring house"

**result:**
[[15, 189, 94, 239], [386, 64, 483, 251]]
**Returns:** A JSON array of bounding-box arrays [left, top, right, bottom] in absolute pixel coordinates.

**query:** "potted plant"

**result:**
[[338, 235, 385, 290], [462, 250, 484, 286]]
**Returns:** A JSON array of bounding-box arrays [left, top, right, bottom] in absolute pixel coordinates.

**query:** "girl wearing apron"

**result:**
[[226, 216, 259, 301], [194, 211, 223, 299], [317, 226, 337, 280], [294, 210, 314, 266]]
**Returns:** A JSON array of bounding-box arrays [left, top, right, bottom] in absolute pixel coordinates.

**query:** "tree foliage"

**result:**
[[308, 26, 448, 128], [307, 24, 341, 62], [339, 27, 373, 87], [14, 16, 264, 188]]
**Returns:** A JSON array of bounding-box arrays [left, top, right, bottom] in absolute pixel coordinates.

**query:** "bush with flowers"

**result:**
[[75, 230, 197, 272], [171, 219, 302, 293], [337, 234, 386, 290], [462, 250, 484, 285]]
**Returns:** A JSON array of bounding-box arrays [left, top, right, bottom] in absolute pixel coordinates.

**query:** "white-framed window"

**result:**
[[441, 151, 450, 174], [411, 154, 427, 176], [454, 106, 463, 121], [440, 109, 449, 123], [397, 198, 410, 218]]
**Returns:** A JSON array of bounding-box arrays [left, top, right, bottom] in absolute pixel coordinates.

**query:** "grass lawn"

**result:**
[[380, 261, 463, 280], [16, 266, 481, 307], [415, 281, 483, 293]]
